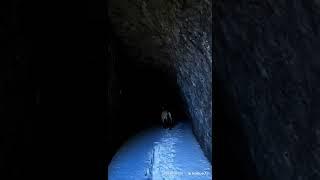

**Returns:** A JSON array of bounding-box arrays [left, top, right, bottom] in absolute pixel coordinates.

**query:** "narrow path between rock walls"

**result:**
[[108, 122, 212, 180]]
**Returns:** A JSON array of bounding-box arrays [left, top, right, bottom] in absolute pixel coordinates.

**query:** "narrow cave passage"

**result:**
[[107, 58, 188, 163], [105, 0, 213, 178], [107, 55, 212, 179]]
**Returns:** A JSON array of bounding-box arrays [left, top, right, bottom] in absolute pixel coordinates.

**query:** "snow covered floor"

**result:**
[[108, 122, 212, 180]]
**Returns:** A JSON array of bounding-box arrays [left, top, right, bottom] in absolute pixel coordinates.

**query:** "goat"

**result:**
[[161, 110, 173, 129]]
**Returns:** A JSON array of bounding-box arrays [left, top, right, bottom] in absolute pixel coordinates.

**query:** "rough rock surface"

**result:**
[[214, 1, 320, 180], [109, 0, 213, 162]]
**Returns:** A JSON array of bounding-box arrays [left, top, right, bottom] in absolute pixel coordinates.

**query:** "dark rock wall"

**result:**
[[214, 1, 320, 179], [109, 0, 213, 162]]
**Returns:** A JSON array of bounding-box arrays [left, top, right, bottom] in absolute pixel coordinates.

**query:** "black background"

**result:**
[[1, 0, 108, 179]]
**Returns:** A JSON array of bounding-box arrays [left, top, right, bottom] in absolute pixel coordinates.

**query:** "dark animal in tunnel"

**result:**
[[161, 108, 174, 129]]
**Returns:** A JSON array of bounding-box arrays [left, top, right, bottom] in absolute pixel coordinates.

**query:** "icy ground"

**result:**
[[108, 122, 212, 180]]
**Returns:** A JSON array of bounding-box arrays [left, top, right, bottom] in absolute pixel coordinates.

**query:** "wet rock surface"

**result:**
[[109, 0, 213, 162], [214, 1, 320, 180]]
